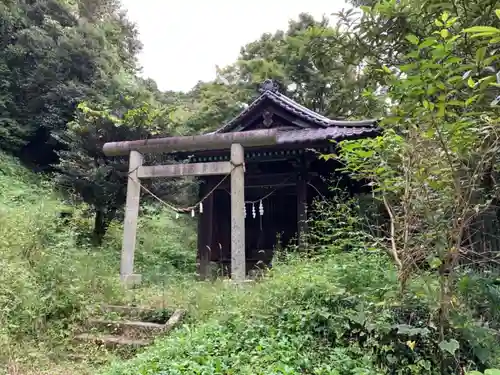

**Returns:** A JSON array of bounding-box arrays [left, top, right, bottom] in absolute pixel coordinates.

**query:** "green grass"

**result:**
[[0, 152, 197, 374], [102, 253, 392, 375], [0, 153, 122, 373], [101, 250, 500, 375]]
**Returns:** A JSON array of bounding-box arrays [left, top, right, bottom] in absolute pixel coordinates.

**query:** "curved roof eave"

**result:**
[[212, 87, 379, 134]]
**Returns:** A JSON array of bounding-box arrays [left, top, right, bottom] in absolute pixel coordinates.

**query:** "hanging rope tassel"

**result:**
[[252, 203, 256, 219], [191, 209, 195, 218], [199, 201, 203, 214], [259, 200, 264, 216]]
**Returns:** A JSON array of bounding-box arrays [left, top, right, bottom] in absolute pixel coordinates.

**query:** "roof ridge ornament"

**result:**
[[259, 79, 279, 93]]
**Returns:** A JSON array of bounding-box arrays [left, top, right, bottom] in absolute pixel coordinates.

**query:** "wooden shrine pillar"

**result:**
[[121, 150, 143, 286], [197, 177, 215, 280], [297, 157, 308, 250]]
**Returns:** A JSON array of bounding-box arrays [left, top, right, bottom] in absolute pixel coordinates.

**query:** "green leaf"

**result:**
[[432, 46, 448, 58], [429, 257, 442, 269], [441, 11, 449, 22], [395, 324, 430, 336], [446, 17, 458, 27], [406, 34, 419, 45], [467, 77, 475, 88], [476, 47, 487, 65], [435, 19, 444, 27], [485, 370, 500, 375], [355, 150, 374, 158], [440, 29, 450, 39], [470, 32, 498, 39], [466, 95, 479, 106], [428, 2, 453, 11], [419, 38, 437, 49], [479, 75, 496, 89], [405, 50, 420, 58], [463, 26, 500, 33], [445, 57, 462, 64], [447, 75, 462, 83], [399, 63, 418, 72], [437, 102, 445, 117], [484, 55, 499, 65], [496, 9, 500, 19], [439, 339, 459, 355], [427, 85, 437, 95]]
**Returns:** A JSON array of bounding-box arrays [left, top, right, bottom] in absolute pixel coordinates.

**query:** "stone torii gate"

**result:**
[[103, 129, 278, 285]]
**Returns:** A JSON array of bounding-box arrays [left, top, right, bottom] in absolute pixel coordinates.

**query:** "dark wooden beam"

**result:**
[[216, 172, 305, 190], [270, 106, 315, 129], [297, 156, 309, 250], [197, 177, 215, 280], [173, 142, 335, 163]]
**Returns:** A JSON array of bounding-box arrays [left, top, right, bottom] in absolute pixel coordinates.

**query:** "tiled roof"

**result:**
[[276, 126, 379, 145], [214, 81, 379, 134]]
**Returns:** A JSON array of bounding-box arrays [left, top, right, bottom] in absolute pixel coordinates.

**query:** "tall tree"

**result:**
[[0, 0, 143, 170], [215, 12, 385, 120]]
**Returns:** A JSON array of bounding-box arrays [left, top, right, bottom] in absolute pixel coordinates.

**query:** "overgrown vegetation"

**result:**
[[0, 152, 195, 374], [3, 0, 500, 374], [101, 196, 500, 375]]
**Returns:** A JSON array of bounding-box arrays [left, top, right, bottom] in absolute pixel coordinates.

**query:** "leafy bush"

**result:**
[[0, 153, 122, 362], [101, 204, 197, 286], [306, 187, 376, 255], [101, 247, 500, 375]]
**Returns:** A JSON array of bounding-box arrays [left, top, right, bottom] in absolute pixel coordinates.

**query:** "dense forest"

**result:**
[[2, 0, 500, 374]]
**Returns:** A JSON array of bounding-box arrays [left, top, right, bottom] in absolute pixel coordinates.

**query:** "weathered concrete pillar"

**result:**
[[121, 150, 143, 286], [230, 143, 246, 282]]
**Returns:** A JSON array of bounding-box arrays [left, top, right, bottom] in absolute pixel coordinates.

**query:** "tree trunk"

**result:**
[[92, 207, 116, 246]]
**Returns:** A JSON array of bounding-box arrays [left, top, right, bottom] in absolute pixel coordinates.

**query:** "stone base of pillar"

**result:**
[[222, 278, 254, 285], [120, 273, 142, 288]]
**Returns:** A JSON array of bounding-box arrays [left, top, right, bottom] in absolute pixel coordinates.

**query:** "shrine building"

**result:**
[[174, 80, 379, 279]]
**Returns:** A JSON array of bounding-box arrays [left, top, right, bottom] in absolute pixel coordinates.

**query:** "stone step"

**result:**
[[100, 304, 156, 318], [74, 333, 151, 348], [66, 352, 111, 364], [87, 319, 165, 339], [75, 307, 186, 353], [163, 309, 186, 331]]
